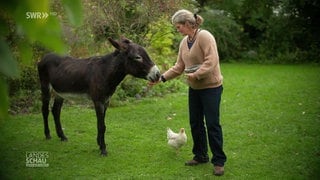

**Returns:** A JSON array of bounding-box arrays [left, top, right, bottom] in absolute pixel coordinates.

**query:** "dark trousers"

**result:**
[[188, 86, 227, 166]]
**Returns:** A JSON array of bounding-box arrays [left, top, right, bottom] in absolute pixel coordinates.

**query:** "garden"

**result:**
[[0, 0, 319, 179]]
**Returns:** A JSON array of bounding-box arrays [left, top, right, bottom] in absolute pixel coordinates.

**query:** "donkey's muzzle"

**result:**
[[147, 65, 161, 82]]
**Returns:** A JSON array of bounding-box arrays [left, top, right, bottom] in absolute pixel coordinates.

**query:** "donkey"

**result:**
[[37, 37, 161, 155]]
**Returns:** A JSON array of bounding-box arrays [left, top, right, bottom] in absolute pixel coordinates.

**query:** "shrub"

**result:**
[[145, 15, 179, 70], [8, 65, 39, 96], [7, 65, 41, 114], [200, 9, 242, 61], [146, 16, 174, 57]]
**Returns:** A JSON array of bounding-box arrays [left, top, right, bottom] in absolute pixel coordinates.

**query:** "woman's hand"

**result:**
[[148, 81, 160, 86], [148, 78, 161, 86], [185, 73, 197, 80]]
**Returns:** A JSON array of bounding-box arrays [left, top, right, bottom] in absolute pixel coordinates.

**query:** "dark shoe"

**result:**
[[214, 166, 224, 176], [185, 159, 208, 166]]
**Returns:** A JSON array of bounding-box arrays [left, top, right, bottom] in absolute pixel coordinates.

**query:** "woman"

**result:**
[[151, 9, 227, 176]]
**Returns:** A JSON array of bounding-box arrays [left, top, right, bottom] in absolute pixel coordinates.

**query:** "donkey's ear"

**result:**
[[108, 37, 122, 50], [108, 37, 129, 51], [120, 36, 132, 44]]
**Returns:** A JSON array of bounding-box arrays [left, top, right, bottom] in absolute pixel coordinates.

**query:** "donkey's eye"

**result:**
[[134, 55, 143, 62]]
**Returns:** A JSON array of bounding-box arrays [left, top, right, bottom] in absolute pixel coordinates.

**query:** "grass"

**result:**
[[0, 63, 319, 179]]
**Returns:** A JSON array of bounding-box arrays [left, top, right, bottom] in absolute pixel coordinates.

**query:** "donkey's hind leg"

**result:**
[[40, 82, 51, 140], [41, 94, 51, 139], [52, 97, 68, 141]]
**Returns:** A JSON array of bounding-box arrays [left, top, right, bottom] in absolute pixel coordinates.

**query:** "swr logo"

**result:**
[[26, 12, 49, 19]]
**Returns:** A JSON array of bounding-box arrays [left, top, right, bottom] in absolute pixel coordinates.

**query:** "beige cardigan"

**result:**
[[163, 29, 223, 89]]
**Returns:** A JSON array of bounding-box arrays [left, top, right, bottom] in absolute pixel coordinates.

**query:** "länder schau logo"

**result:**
[[26, 151, 49, 167]]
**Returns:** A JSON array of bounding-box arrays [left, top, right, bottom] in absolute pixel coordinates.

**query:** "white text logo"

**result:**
[[26, 12, 57, 19], [26, 151, 49, 167]]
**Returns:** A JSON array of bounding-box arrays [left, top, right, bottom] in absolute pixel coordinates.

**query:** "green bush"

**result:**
[[8, 65, 39, 96], [146, 16, 174, 57], [200, 9, 242, 61], [7, 65, 40, 114], [9, 89, 41, 114], [254, 15, 296, 64]]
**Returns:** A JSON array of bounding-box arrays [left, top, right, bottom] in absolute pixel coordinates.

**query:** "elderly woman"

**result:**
[[152, 9, 227, 176]]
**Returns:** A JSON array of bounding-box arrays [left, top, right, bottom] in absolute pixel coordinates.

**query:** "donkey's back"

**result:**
[[38, 53, 112, 93]]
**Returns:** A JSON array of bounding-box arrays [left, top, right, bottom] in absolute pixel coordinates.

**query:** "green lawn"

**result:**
[[1, 64, 319, 179]]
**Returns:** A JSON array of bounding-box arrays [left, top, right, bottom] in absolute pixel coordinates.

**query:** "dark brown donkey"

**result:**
[[37, 37, 161, 156]]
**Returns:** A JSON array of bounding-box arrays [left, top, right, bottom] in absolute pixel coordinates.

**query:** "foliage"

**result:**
[[0, 64, 319, 179], [274, 0, 320, 62], [8, 65, 38, 96], [145, 15, 180, 70], [146, 16, 175, 59], [110, 75, 186, 107], [238, 0, 275, 42], [81, 0, 192, 45], [0, 0, 83, 120], [7, 65, 40, 114], [196, 0, 320, 63], [200, 8, 242, 60], [254, 1, 320, 63]]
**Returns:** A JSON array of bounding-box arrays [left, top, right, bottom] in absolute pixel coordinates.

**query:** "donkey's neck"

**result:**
[[102, 53, 128, 93]]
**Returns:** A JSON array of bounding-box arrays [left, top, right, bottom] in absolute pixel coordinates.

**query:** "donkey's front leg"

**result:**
[[52, 97, 68, 141], [94, 101, 107, 156]]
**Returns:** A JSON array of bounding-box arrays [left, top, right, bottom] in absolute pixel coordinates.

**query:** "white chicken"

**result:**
[[167, 128, 187, 153]]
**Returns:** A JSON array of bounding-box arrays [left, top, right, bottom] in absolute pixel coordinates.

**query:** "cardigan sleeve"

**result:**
[[193, 30, 219, 80], [162, 41, 185, 81]]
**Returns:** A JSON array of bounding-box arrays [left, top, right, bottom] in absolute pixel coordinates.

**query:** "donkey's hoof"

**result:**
[[45, 135, 51, 140], [100, 150, 108, 156], [60, 137, 68, 141]]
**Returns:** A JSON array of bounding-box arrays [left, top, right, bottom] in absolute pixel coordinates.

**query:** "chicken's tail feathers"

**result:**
[[167, 127, 173, 133], [167, 128, 171, 138], [167, 127, 175, 139]]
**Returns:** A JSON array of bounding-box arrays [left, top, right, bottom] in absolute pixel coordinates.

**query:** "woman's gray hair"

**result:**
[[171, 9, 204, 28]]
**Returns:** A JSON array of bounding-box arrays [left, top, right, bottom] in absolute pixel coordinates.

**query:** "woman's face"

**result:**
[[175, 23, 192, 36]]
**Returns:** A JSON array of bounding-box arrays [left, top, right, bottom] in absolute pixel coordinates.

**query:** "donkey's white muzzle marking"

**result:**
[[147, 65, 161, 82]]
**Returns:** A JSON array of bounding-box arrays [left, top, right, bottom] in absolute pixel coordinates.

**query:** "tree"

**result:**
[[196, 0, 320, 62], [282, 0, 320, 57]]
